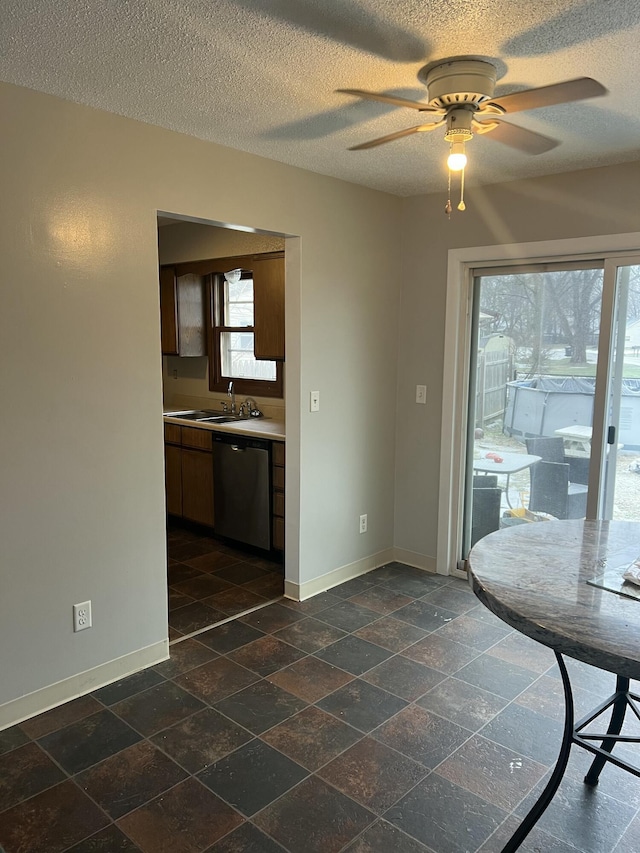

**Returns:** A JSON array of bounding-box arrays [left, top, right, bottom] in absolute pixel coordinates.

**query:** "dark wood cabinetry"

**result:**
[[253, 255, 285, 361], [159, 267, 207, 357], [272, 440, 285, 551], [164, 424, 214, 527]]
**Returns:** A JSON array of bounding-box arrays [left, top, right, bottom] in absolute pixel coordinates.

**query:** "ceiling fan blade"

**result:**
[[349, 120, 445, 150], [488, 78, 607, 114], [337, 89, 443, 113], [475, 119, 559, 154]]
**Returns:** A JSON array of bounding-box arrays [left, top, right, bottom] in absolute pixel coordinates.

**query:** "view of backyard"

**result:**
[[468, 264, 640, 549]]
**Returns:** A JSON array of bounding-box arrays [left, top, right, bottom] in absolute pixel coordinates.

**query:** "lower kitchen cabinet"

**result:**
[[164, 424, 214, 527], [272, 440, 285, 551]]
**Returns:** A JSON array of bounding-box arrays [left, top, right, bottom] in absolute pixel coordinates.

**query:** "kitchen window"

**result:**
[[208, 268, 283, 396]]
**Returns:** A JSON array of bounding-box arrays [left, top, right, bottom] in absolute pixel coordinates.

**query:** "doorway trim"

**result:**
[[437, 231, 640, 577]]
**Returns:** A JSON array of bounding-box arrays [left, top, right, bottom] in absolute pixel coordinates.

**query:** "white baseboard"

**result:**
[[284, 548, 395, 601], [0, 639, 169, 732], [392, 547, 439, 574]]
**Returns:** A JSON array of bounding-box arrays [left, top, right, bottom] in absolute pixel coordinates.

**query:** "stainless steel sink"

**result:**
[[165, 409, 243, 424]]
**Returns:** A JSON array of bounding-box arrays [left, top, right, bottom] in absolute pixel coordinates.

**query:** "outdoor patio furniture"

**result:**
[[525, 437, 588, 519], [471, 474, 502, 547]]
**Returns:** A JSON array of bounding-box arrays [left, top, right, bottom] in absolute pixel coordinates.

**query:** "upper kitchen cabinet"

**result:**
[[159, 266, 207, 357], [252, 253, 285, 361]]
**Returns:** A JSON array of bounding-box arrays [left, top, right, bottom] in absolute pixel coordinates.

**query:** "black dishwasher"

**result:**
[[213, 434, 271, 550]]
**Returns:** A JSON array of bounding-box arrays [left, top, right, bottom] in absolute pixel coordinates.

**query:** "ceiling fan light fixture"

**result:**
[[447, 141, 467, 171]]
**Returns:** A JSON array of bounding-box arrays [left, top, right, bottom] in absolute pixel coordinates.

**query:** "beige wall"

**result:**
[[0, 81, 401, 720], [395, 161, 640, 560]]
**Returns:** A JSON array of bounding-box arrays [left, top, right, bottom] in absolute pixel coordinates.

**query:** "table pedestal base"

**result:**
[[501, 654, 640, 852]]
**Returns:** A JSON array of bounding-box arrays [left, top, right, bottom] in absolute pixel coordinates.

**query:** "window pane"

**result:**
[[220, 331, 277, 380], [225, 278, 254, 327]]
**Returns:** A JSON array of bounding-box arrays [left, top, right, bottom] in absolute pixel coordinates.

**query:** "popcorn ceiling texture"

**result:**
[[1, 0, 639, 195]]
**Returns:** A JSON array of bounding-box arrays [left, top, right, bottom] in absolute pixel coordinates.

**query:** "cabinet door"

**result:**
[[160, 266, 178, 355], [253, 256, 285, 361], [176, 273, 206, 357], [181, 448, 214, 526], [165, 444, 182, 516]]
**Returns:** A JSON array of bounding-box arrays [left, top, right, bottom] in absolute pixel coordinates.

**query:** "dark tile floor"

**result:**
[[166, 524, 285, 641], [2, 555, 640, 852]]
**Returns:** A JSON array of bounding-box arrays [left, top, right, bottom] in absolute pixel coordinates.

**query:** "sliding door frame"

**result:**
[[438, 232, 640, 577]]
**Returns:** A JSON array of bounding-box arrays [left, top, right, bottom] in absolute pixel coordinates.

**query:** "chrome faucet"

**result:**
[[227, 381, 236, 414]]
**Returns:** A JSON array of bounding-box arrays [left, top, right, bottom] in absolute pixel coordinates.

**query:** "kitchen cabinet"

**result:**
[[272, 440, 285, 551], [253, 254, 285, 361], [159, 266, 207, 357], [164, 424, 214, 527]]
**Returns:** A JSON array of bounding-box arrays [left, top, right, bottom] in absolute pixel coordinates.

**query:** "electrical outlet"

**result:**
[[73, 601, 92, 632], [172, 368, 178, 380], [416, 384, 427, 404], [310, 390, 320, 412], [359, 514, 368, 534]]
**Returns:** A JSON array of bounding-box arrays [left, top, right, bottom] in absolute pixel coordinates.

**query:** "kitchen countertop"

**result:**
[[163, 411, 285, 441]]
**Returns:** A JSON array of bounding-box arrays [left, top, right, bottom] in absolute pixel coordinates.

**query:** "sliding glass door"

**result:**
[[462, 257, 640, 559]]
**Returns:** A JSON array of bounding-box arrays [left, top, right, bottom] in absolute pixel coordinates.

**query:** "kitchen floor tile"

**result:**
[[174, 657, 259, 704], [240, 602, 306, 633], [280, 590, 342, 616], [267, 655, 354, 702], [0, 726, 30, 756], [314, 635, 393, 676], [226, 634, 306, 676], [205, 586, 270, 616], [0, 741, 66, 812], [38, 709, 142, 775], [273, 617, 348, 653], [19, 694, 103, 739], [0, 780, 109, 853], [315, 600, 381, 632], [416, 676, 508, 731], [151, 707, 253, 774], [197, 620, 266, 654], [343, 819, 432, 852], [110, 681, 205, 737], [317, 679, 407, 733], [171, 573, 234, 600], [392, 600, 458, 632], [214, 680, 307, 735], [198, 739, 308, 816], [207, 821, 287, 852], [435, 614, 511, 651], [254, 775, 375, 853], [168, 601, 229, 634], [455, 653, 539, 701], [354, 616, 428, 653], [436, 734, 547, 811], [64, 824, 144, 851], [152, 638, 218, 679], [347, 586, 414, 615], [116, 777, 243, 853], [92, 670, 166, 706], [76, 740, 188, 819], [361, 654, 444, 701], [386, 773, 507, 852], [373, 704, 470, 768], [261, 706, 362, 771], [318, 737, 427, 812], [184, 550, 242, 573], [213, 562, 273, 585], [401, 631, 480, 673]]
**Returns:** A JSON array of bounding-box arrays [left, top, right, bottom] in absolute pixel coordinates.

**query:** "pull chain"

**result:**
[[458, 166, 466, 211], [445, 168, 452, 217]]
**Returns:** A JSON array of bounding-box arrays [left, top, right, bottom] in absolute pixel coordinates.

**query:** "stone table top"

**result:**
[[468, 520, 640, 680]]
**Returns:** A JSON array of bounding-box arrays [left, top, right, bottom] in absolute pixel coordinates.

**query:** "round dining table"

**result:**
[[468, 519, 640, 853]]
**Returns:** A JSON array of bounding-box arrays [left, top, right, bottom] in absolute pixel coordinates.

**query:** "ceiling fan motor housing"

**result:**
[[425, 60, 497, 109]]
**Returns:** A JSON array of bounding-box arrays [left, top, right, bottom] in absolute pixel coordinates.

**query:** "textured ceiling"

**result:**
[[1, 0, 639, 196]]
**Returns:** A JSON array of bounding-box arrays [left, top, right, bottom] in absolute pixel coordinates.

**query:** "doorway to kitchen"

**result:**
[[438, 235, 640, 575], [157, 214, 291, 640]]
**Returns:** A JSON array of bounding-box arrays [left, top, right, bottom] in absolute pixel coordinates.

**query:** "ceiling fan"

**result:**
[[337, 58, 607, 212]]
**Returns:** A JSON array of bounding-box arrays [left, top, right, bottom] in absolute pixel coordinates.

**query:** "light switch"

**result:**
[[310, 390, 320, 412], [416, 385, 427, 404]]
